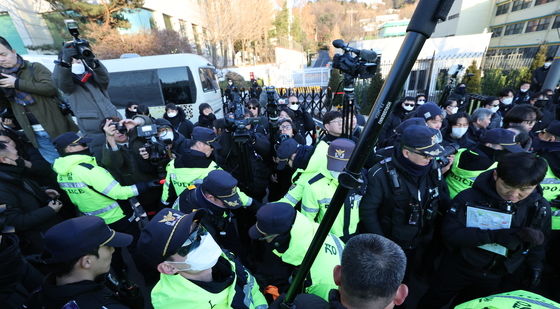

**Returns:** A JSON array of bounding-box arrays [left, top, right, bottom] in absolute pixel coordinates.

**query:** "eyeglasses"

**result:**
[[403, 103, 415, 107], [176, 225, 208, 257], [289, 101, 299, 105], [404, 147, 434, 159], [280, 124, 292, 130], [249, 106, 258, 110]]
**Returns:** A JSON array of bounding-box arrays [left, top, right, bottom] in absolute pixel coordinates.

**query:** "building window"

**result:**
[[504, 22, 524, 35], [535, 0, 554, 5], [526, 16, 551, 32], [491, 26, 504, 37], [520, 47, 539, 58], [496, 3, 511, 15], [512, 0, 532, 11], [553, 15, 560, 29]]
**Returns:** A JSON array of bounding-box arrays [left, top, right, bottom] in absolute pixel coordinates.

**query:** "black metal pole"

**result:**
[[282, 0, 455, 306]]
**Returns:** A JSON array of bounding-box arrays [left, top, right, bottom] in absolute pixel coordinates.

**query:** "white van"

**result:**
[[23, 53, 222, 121]]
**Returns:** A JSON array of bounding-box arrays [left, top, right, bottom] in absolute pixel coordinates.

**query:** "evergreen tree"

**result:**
[[481, 69, 507, 96], [45, 0, 144, 28], [464, 60, 482, 94]]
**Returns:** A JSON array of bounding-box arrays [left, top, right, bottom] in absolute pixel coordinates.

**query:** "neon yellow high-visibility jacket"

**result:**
[[274, 212, 344, 300], [454, 290, 560, 309], [151, 254, 267, 309], [53, 154, 138, 224], [446, 149, 497, 198]]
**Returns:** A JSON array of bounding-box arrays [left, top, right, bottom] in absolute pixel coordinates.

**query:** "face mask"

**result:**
[[167, 111, 178, 118], [449, 107, 458, 114], [416, 100, 425, 105], [544, 62, 552, 68], [159, 130, 174, 142], [520, 88, 529, 93], [451, 127, 468, 139], [228, 82, 233, 86], [330, 171, 341, 179], [490, 106, 499, 113], [434, 130, 443, 144], [71, 63, 85, 75], [403, 104, 414, 111], [502, 97, 513, 105], [289, 103, 299, 111], [167, 234, 222, 272]]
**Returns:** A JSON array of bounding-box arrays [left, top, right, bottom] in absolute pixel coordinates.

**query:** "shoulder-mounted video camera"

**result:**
[[64, 19, 95, 61], [332, 39, 379, 79]]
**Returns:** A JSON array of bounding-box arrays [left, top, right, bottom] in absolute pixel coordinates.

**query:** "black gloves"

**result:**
[[61, 42, 79, 64], [135, 180, 163, 194], [490, 229, 521, 251], [516, 227, 545, 247]]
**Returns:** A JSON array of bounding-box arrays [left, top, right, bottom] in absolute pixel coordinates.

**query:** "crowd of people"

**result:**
[[0, 34, 560, 309]]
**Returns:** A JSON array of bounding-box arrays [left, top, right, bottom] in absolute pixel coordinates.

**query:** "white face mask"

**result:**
[[520, 88, 529, 93], [289, 103, 299, 111], [416, 100, 426, 105], [451, 127, 468, 139], [490, 106, 499, 113], [449, 107, 458, 114], [403, 104, 414, 111], [159, 130, 174, 141], [167, 111, 178, 118], [544, 62, 552, 68], [71, 63, 85, 75], [330, 171, 341, 179], [502, 97, 513, 105], [167, 234, 222, 272]]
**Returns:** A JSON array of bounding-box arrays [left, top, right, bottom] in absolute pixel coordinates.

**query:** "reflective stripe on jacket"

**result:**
[[53, 154, 137, 224]]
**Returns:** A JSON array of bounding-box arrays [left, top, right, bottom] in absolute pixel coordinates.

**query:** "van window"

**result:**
[[107, 67, 196, 108], [158, 67, 196, 104], [199, 68, 219, 92]]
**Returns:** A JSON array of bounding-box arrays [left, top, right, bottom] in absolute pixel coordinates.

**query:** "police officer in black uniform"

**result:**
[[419, 152, 551, 308], [173, 169, 256, 264], [359, 125, 448, 283]]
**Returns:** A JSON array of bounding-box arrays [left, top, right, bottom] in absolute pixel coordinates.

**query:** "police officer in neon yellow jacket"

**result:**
[[454, 290, 560, 309], [532, 120, 560, 231], [137, 208, 267, 309], [300, 138, 364, 241], [161, 127, 220, 205], [446, 128, 525, 198], [249, 202, 344, 301], [52, 132, 158, 230]]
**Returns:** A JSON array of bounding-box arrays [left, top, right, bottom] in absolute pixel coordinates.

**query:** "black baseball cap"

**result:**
[[416, 102, 443, 121], [155, 118, 173, 129], [394, 117, 426, 135], [327, 138, 355, 172], [53, 132, 92, 151], [201, 170, 243, 209], [136, 208, 205, 267], [401, 125, 444, 157], [480, 128, 525, 153], [43, 216, 132, 263], [276, 138, 300, 170], [249, 202, 296, 240], [192, 126, 218, 146], [544, 120, 560, 138]]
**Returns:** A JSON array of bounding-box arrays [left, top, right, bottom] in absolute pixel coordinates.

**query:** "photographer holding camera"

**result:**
[[100, 118, 163, 214], [53, 28, 120, 154]]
